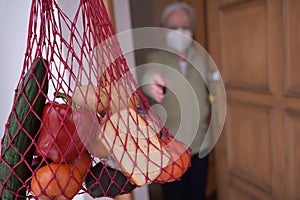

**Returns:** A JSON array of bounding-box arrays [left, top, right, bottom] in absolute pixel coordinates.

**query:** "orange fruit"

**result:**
[[156, 138, 191, 182], [31, 163, 82, 200], [71, 151, 92, 179]]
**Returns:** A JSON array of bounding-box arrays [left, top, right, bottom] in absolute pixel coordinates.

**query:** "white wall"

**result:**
[[0, 0, 31, 134], [112, 0, 136, 81]]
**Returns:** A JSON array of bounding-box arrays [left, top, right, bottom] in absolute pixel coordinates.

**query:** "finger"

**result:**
[[151, 84, 164, 95], [155, 94, 164, 103], [154, 74, 165, 86], [150, 86, 164, 103]]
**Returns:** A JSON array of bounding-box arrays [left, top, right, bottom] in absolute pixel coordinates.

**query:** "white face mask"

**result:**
[[165, 28, 193, 53]]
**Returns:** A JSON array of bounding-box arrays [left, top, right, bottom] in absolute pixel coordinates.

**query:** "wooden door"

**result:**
[[206, 0, 300, 199]]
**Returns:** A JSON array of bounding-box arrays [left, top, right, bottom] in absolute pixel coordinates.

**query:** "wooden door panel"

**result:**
[[285, 111, 300, 199], [206, 0, 293, 199], [221, 0, 241, 5], [220, 0, 269, 92], [229, 176, 272, 200], [284, 0, 300, 96], [229, 186, 256, 200], [226, 102, 272, 192]]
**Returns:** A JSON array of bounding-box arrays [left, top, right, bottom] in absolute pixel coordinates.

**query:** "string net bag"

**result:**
[[0, 0, 191, 199]]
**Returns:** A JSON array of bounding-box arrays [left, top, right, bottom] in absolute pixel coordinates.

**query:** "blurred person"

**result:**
[[140, 2, 212, 200]]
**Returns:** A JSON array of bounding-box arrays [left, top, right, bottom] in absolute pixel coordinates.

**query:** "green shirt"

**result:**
[[140, 45, 211, 156]]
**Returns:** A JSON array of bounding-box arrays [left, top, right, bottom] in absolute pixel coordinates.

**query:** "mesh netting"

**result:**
[[0, 0, 191, 199]]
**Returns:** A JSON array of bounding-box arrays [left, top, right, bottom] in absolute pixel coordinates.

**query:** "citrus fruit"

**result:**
[[71, 150, 92, 179], [31, 163, 82, 200], [156, 138, 191, 182]]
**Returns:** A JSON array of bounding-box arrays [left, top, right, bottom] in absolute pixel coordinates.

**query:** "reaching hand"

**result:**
[[151, 74, 167, 103]]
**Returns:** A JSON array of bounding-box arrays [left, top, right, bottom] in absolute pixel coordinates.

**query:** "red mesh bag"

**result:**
[[0, 0, 191, 199]]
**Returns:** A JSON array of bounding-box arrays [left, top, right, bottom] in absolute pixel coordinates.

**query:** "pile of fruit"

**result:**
[[0, 59, 191, 199]]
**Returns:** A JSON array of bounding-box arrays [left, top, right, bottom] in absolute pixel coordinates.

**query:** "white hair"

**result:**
[[160, 2, 196, 29]]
